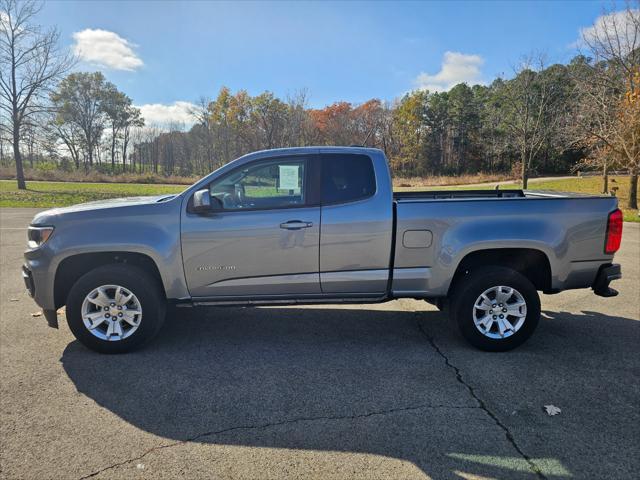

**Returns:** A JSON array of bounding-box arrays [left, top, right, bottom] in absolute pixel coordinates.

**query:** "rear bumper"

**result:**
[[592, 263, 621, 297]]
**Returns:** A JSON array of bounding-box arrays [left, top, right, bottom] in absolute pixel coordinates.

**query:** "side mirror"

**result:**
[[192, 189, 223, 214], [193, 189, 211, 213]]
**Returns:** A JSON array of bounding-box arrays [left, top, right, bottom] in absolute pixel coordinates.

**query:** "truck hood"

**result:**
[[31, 195, 177, 225]]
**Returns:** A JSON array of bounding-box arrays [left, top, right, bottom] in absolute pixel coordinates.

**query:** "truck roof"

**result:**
[[239, 146, 384, 160]]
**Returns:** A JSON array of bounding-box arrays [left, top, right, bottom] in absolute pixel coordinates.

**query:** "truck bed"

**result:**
[[391, 188, 618, 297], [394, 189, 525, 200], [393, 189, 610, 201]]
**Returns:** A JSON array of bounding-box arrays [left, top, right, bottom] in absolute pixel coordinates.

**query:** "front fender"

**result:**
[[25, 198, 189, 310]]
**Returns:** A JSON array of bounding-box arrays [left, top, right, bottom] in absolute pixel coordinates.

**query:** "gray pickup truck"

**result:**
[[23, 147, 623, 353]]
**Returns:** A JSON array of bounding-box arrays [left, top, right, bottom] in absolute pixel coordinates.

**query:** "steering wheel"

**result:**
[[218, 192, 235, 209]]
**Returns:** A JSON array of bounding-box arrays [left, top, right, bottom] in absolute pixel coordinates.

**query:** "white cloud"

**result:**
[[72, 29, 143, 71], [414, 51, 485, 92], [137, 101, 196, 126], [0, 12, 9, 30], [575, 9, 640, 55]]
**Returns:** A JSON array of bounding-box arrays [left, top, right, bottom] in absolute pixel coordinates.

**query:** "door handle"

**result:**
[[280, 220, 313, 230]]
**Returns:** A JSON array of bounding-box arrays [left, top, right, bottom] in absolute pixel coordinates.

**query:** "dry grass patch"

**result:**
[[393, 172, 514, 188], [0, 167, 199, 185]]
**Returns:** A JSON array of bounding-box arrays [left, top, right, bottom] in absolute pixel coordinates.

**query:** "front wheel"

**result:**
[[66, 264, 166, 353], [450, 266, 541, 351]]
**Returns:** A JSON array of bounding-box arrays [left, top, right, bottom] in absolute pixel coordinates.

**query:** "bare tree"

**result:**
[[121, 105, 144, 171], [189, 96, 216, 171], [51, 117, 82, 168], [0, 116, 8, 165], [575, 2, 640, 208], [284, 89, 311, 147], [572, 57, 622, 193], [499, 55, 561, 188], [0, 0, 73, 189]]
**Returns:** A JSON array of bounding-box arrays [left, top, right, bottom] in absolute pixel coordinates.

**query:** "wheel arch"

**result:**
[[447, 248, 552, 296], [54, 251, 165, 309]]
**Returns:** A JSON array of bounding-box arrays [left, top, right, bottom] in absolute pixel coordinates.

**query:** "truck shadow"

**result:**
[[60, 306, 640, 479]]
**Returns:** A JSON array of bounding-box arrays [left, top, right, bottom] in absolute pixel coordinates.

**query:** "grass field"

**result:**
[[0, 180, 185, 208], [1, 176, 638, 222], [527, 177, 638, 222]]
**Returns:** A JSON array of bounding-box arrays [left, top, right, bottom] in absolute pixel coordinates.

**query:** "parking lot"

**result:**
[[1, 207, 638, 480]]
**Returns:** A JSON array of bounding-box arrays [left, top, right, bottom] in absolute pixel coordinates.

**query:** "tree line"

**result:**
[[1, 0, 638, 208]]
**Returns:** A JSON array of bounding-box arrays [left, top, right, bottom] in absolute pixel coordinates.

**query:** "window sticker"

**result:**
[[279, 165, 300, 190]]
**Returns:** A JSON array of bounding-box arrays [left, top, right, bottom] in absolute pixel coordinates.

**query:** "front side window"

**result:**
[[322, 154, 376, 204], [209, 158, 306, 210]]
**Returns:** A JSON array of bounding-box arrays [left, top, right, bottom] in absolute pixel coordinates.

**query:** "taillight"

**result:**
[[604, 209, 623, 254]]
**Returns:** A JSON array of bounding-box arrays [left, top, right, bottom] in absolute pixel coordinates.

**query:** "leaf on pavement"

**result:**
[[544, 404, 561, 416], [31, 311, 42, 317]]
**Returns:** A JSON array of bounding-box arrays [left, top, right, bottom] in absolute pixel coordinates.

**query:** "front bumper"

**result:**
[[23, 241, 57, 311], [22, 263, 58, 328], [22, 265, 35, 297], [592, 263, 621, 297]]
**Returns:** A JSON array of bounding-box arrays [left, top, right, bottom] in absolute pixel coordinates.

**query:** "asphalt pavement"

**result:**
[[1, 208, 638, 480]]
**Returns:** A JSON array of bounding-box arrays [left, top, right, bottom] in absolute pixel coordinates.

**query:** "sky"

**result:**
[[39, 0, 611, 125]]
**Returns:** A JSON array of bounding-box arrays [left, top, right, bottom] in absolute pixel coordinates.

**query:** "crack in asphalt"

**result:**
[[416, 319, 547, 480], [78, 402, 478, 479], [79, 318, 547, 480]]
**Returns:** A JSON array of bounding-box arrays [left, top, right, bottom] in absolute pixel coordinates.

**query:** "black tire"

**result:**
[[449, 266, 540, 351], [66, 264, 166, 354]]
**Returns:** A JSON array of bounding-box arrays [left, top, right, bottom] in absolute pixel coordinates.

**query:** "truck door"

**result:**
[[181, 155, 321, 297], [319, 152, 394, 294]]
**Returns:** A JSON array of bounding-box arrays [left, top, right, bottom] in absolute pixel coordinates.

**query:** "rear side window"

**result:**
[[321, 154, 376, 204]]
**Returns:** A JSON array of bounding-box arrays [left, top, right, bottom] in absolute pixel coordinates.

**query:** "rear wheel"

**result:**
[[450, 266, 540, 351], [66, 264, 166, 353]]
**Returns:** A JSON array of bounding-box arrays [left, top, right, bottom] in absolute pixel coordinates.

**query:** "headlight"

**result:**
[[27, 226, 54, 248]]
